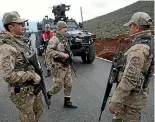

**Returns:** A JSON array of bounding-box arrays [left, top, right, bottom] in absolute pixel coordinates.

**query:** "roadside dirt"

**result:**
[[95, 34, 131, 61]]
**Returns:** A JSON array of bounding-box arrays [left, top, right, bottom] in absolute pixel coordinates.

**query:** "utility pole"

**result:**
[[80, 7, 84, 30]]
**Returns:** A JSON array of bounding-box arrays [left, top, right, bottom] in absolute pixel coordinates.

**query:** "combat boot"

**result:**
[[47, 91, 52, 100], [63, 97, 77, 109], [45, 70, 51, 77]]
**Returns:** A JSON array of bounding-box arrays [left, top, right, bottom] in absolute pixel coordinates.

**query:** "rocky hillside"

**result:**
[[84, 1, 154, 39]]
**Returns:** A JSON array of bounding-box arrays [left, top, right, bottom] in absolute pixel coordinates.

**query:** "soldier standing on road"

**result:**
[[41, 24, 55, 77], [0, 11, 44, 122], [109, 12, 154, 122], [45, 21, 77, 109]]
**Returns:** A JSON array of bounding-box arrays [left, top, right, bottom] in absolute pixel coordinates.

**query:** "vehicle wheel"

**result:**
[[81, 53, 87, 63], [81, 44, 95, 63], [86, 44, 95, 63]]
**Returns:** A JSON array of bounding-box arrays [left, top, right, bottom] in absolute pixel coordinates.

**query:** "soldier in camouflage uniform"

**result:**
[[109, 12, 154, 122], [45, 21, 77, 109], [0, 11, 44, 122]]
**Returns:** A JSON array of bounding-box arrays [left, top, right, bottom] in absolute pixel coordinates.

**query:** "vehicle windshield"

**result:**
[[50, 21, 79, 30], [67, 21, 79, 28]]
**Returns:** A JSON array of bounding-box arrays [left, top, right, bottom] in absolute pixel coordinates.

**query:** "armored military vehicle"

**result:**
[[36, 4, 96, 63], [23, 20, 32, 46], [24, 20, 31, 38]]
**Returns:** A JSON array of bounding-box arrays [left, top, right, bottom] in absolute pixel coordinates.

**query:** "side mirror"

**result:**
[[79, 22, 83, 29], [37, 23, 42, 30], [25, 20, 29, 26], [27, 22, 29, 26], [24, 20, 30, 32]]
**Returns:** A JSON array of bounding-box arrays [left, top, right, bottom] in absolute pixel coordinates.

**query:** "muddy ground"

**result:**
[[95, 34, 131, 61]]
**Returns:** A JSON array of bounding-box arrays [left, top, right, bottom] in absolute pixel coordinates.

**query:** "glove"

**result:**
[[33, 73, 41, 84]]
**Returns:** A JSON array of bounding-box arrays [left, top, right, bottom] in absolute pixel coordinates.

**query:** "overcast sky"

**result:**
[[0, 0, 139, 22]]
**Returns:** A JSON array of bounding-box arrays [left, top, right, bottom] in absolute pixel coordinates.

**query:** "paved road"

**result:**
[[0, 34, 154, 122]]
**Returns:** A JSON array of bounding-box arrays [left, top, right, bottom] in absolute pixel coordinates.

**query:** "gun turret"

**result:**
[[52, 4, 70, 24]]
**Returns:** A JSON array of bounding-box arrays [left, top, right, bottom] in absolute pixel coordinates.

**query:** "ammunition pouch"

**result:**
[[14, 86, 21, 94], [10, 81, 41, 95], [53, 57, 70, 67], [11, 84, 31, 94]]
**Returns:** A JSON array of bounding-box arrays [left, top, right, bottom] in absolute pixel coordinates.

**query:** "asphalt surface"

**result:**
[[0, 34, 154, 122]]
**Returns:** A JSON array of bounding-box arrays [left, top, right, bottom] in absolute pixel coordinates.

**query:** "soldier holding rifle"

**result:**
[[0, 11, 46, 122], [45, 21, 77, 109], [99, 12, 154, 122]]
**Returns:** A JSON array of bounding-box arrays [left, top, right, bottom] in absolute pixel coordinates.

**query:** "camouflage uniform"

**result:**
[[0, 11, 43, 122], [45, 21, 77, 108], [110, 12, 154, 122]]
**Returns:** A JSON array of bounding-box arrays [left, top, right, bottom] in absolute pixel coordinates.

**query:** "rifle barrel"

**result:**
[[98, 111, 103, 121]]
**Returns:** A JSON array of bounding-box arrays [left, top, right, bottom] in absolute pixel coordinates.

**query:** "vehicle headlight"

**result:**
[[75, 38, 82, 42], [82, 36, 91, 43]]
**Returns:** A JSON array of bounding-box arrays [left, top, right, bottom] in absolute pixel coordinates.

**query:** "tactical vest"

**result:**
[[51, 34, 71, 67], [134, 35, 154, 88], [117, 35, 154, 89], [56, 32, 71, 53], [0, 34, 35, 73]]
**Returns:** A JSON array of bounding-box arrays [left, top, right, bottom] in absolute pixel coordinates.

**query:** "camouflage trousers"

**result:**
[[44, 54, 50, 70], [112, 105, 141, 122], [43, 55, 47, 69], [9, 86, 44, 122], [48, 66, 72, 97]]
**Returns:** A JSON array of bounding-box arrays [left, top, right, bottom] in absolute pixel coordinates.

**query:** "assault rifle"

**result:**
[[98, 37, 128, 121], [64, 46, 77, 77], [98, 54, 121, 121], [53, 45, 77, 76], [21, 51, 51, 109]]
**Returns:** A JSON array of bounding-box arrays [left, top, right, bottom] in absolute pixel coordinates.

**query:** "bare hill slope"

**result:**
[[84, 1, 154, 39]]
